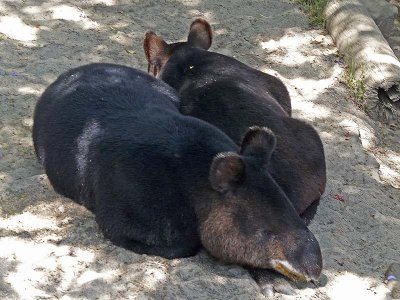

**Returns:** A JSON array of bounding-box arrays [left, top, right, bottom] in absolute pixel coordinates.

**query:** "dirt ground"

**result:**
[[0, 0, 399, 299]]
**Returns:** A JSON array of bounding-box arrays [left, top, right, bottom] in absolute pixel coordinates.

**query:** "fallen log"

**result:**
[[325, 0, 400, 126]]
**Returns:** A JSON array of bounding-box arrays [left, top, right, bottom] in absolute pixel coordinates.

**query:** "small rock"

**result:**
[[22, 118, 33, 128]]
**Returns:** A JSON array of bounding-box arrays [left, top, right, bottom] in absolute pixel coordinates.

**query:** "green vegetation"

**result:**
[[295, 1, 369, 111], [344, 57, 367, 110], [294, 0, 327, 26]]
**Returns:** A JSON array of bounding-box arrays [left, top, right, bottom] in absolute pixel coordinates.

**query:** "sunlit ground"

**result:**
[[0, 208, 392, 299]]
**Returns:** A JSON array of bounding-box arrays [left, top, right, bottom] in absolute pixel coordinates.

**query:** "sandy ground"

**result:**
[[0, 0, 399, 299]]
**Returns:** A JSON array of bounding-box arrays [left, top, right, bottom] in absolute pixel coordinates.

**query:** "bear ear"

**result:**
[[187, 18, 213, 50], [209, 152, 245, 193], [144, 31, 169, 76], [240, 126, 277, 164]]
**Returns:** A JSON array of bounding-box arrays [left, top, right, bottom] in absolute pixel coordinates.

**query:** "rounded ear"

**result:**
[[240, 126, 277, 164], [209, 152, 245, 193], [143, 31, 169, 76], [187, 18, 213, 50]]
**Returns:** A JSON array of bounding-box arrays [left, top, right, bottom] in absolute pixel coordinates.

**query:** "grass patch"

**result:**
[[343, 57, 367, 110], [0, 33, 7, 41], [294, 0, 327, 26]]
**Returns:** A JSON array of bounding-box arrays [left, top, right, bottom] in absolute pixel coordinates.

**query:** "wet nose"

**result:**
[[299, 234, 322, 281], [276, 228, 322, 282]]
